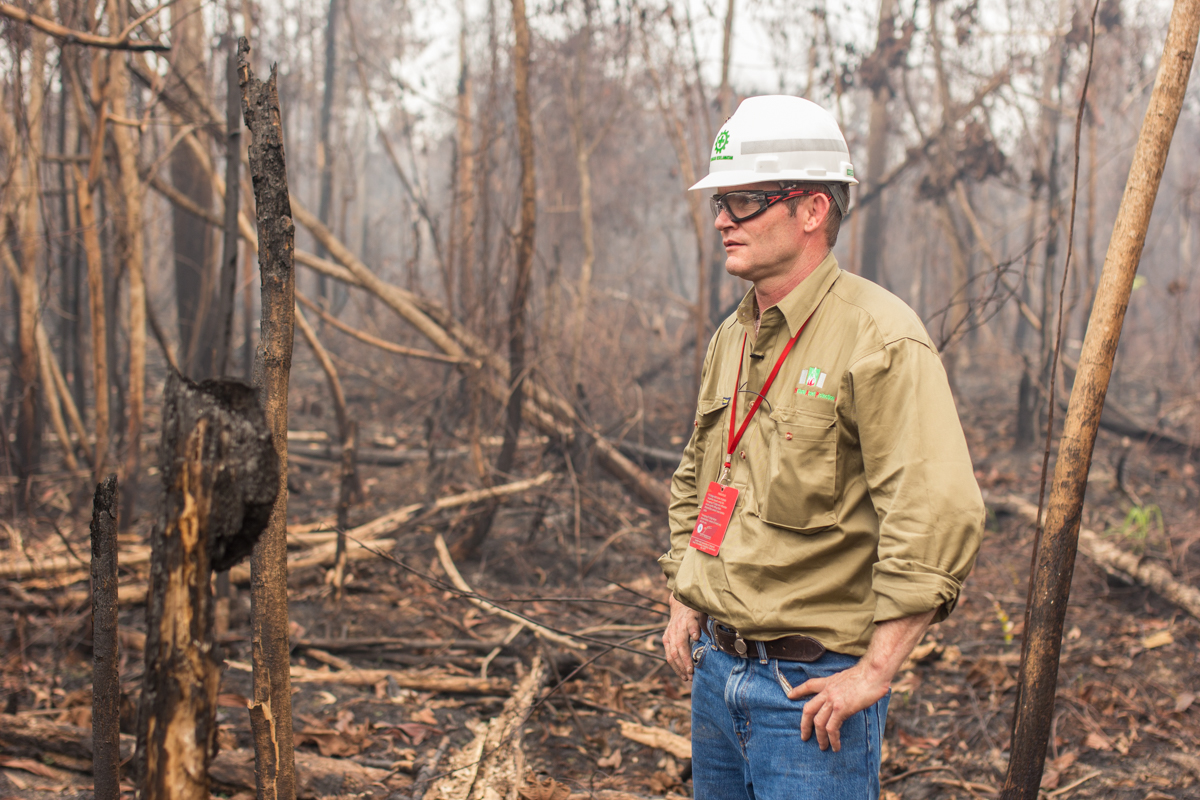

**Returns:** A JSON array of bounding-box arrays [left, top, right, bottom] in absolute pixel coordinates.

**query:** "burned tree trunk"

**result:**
[[1002, 0, 1200, 794], [91, 475, 120, 800], [136, 372, 277, 800], [239, 37, 299, 800]]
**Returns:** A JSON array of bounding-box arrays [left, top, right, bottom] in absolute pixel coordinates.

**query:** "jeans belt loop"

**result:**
[[755, 640, 769, 665]]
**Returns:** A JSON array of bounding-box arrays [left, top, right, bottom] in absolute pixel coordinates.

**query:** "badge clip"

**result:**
[[718, 457, 732, 486]]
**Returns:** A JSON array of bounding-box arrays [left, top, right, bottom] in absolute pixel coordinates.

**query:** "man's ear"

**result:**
[[803, 193, 831, 234]]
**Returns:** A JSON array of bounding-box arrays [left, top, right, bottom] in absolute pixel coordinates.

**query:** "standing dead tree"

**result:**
[[460, 0, 539, 557], [1002, 0, 1200, 794], [136, 372, 277, 800], [90, 475, 120, 800], [238, 37, 299, 800]]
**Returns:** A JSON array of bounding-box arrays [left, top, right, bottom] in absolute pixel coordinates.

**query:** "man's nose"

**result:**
[[714, 208, 734, 231]]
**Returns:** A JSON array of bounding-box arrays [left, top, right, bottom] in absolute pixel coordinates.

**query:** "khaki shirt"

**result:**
[[659, 252, 983, 656]]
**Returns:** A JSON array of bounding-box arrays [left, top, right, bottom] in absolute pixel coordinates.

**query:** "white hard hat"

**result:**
[[690, 96, 857, 206]]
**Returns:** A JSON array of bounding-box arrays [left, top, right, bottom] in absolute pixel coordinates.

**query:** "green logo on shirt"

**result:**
[[796, 368, 834, 402]]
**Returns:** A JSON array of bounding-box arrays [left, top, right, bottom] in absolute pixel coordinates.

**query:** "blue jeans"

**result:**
[[689, 630, 889, 800]]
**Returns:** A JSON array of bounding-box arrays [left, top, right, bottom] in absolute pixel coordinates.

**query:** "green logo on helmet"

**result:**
[[846, 166, 854, 177], [714, 129, 731, 155]]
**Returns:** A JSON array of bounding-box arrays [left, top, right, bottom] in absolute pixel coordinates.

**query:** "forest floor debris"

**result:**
[[1, 378, 1198, 799]]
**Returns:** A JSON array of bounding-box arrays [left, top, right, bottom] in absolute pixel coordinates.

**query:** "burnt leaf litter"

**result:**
[[0, 379, 1197, 800]]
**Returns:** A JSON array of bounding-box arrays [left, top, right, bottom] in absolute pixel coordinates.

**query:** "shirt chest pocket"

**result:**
[[759, 407, 838, 532], [692, 397, 729, 485]]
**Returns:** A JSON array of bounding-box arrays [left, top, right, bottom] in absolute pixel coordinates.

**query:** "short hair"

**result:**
[[782, 182, 843, 248]]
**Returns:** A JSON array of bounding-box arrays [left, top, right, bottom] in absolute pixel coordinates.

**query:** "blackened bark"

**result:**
[[238, 37, 299, 800], [136, 371, 276, 800], [90, 475, 120, 800]]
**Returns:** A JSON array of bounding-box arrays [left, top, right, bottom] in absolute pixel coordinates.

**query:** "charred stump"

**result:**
[[135, 371, 277, 800]]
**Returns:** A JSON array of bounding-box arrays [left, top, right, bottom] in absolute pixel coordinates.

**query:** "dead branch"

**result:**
[[0, 1, 170, 50], [224, 660, 511, 695], [295, 290, 469, 365], [435, 534, 585, 650], [618, 720, 692, 759], [231, 471, 555, 583]]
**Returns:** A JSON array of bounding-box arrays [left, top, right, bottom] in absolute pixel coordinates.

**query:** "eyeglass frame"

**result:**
[[709, 187, 830, 224]]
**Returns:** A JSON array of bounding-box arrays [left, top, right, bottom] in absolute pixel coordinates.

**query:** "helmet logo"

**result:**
[[711, 129, 734, 162], [846, 166, 854, 177]]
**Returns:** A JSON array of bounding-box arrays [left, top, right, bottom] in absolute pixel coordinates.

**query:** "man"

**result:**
[[659, 95, 983, 798]]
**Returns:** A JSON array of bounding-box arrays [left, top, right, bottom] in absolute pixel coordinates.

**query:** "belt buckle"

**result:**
[[734, 636, 747, 656]]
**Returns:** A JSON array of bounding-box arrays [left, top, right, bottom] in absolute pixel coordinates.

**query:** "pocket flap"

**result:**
[[697, 396, 731, 420], [768, 406, 835, 438]]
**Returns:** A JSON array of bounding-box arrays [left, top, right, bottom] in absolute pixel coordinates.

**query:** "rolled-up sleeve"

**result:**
[[660, 337, 722, 592], [660, 431, 701, 591], [849, 338, 984, 624]]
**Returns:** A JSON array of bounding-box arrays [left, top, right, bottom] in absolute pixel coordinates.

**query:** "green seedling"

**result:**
[[1114, 503, 1164, 556]]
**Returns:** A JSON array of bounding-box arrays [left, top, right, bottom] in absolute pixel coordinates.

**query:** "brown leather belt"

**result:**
[[701, 614, 826, 662]]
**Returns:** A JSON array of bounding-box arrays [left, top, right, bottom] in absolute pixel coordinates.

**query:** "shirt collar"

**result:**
[[735, 251, 842, 338]]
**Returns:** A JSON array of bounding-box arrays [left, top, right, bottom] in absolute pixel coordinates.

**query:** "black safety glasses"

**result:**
[[709, 188, 825, 223]]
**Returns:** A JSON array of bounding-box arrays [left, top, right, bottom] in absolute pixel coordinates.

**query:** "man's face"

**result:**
[[712, 182, 827, 285]]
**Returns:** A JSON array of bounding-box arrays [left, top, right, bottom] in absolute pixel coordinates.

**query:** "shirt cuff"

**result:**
[[872, 559, 964, 624], [658, 551, 682, 593]]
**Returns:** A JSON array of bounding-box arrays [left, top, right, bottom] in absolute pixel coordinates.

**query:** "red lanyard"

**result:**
[[721, 313, 813, 483]]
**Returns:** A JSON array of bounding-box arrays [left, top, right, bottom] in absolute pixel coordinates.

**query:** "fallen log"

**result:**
[[224, 659, 511, 694], [0, 547, 150, 581], [617, 720, 692, 759], [0, 714, 134, 763], [0, 717, 404, 799], [293, 636, 514, 652], [426, 655, 545, 800], [289, 471, 556, 546], [211, 748, 408, 799], [990, 494, 1200, 621]]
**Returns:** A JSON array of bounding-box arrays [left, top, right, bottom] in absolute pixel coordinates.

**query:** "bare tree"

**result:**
[[239, 38, 298, 800], [459, 0, 539, 556], [1004, 0, 1200, 792]]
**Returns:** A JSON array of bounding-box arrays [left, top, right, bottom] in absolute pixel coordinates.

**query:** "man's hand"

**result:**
[[788, 663, 889, 751], [788, 609, 936, 751], [662, 595, 703, 681]]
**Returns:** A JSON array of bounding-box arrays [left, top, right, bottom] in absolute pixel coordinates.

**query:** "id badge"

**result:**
[[688, 481, 740, 556]]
